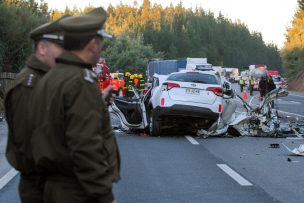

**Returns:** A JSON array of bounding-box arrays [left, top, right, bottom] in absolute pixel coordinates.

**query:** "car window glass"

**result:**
[[153, 78, 159, 87], [167, 73, 219, 84], [272, 76, 281, 82]]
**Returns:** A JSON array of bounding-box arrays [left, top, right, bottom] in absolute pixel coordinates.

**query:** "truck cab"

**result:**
[[185, 57, 213, 71]]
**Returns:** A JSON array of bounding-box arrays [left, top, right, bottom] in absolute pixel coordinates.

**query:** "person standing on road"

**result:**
[[5, 16, 68, 203], [126, 74, 135, 97], [249, 77, 255, 96], [267, 76, 276, 108], [239, 77, 244, 92], [258, 76, 268, 101], [267, 76, 276, 93], [31, 7, 120, 203]]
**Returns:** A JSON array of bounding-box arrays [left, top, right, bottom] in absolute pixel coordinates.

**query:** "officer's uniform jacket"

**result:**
[[5, 55, 49, 175], [31, 51, 120, 200]]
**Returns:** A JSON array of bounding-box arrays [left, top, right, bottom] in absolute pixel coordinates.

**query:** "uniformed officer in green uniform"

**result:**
[[5, 16, 68, 203], [31, 7, 120, 203]]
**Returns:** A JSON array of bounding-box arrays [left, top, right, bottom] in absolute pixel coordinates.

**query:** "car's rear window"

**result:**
[[167, 73, 219, 84], [272, 76, 281, 82]]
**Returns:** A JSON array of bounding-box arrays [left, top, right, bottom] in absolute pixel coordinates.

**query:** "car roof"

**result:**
[[153, 74, 169, 84], [174, 70, 218, 75]]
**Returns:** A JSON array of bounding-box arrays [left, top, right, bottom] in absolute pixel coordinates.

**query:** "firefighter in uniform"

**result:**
[[126, 74, 134, 97], [123, 72, 131, 96], [133, 73, 139, 89], [138, 74, 145, 93], [249, 77, 255, 96], [30, 8, 120, 203], [5, 16, 68, 203], [239, 77, 244, 92], [111, 73, 120, 96]]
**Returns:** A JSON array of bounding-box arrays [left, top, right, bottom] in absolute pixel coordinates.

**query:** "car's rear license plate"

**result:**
[[185, 88, 200, 94]]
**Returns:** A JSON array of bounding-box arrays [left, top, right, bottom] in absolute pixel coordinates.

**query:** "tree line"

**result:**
[[281, 0, 304, 80], [0, 0, 282, 74]]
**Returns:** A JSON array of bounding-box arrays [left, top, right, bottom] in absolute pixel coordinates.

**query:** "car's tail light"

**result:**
[[160, 98, 165, 106], [207, 87, 223, 96], [161, 82, 180, 91], [218, 104, 222, 113]]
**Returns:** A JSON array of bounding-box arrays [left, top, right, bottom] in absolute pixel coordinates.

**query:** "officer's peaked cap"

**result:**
[[30, 14, 70, 43], [59, 7, 112, 39]]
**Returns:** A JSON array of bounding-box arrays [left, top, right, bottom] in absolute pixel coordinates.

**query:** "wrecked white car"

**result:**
[[110, 71, 232, 136]]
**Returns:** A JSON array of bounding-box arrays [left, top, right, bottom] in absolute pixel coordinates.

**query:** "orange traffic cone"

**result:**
[[243, 89, 248, 100]]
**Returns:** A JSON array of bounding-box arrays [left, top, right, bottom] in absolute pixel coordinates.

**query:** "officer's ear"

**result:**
[[85, 37, 97, 52], [36, 40, 48, 56]]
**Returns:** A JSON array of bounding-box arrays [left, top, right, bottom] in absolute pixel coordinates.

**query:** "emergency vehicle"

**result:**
[[93, 59, 112, 92]]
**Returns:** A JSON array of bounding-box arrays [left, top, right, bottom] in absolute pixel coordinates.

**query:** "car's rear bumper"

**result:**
[[153, 105, 219, 120]]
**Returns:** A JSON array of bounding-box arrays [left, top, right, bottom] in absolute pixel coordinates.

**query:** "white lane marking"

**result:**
[[217, 164, 252, 186], [286, 137, 304, 140], [249, 103, 304, 118], [289, 94, 304, 98], [0, 168, 18, 190], [289, 101, 301, 104], [236, 104, 304, 118], [185, 136, 199, 145], [277, 110, 304, 118]]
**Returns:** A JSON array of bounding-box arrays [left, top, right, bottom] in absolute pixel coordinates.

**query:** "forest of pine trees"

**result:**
[[0, 0, 289, 75]]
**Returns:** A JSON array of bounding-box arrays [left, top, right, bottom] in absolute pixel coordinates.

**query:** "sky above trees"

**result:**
[[45, 0, 298, 48]]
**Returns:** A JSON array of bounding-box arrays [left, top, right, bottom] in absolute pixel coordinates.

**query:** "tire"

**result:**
[[227, 126, 242, 137], [149, 111, 161, 136]]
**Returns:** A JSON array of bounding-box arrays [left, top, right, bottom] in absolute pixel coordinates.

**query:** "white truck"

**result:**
[[186, 58, 212, 71]]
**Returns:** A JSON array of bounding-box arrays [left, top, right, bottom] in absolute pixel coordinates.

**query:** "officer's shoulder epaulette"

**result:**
[[21, 73, 37, 88], [83, 69, 97, 83]]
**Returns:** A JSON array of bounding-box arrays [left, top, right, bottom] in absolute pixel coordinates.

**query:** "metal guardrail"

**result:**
[[0, 72, 17, 112], [0, 72, 16, 97]]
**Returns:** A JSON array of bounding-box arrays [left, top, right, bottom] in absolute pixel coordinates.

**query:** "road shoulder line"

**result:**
[[0, 168, 18, 190]]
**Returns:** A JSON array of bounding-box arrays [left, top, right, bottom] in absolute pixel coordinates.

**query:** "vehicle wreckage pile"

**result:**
[[197, 87, 304, 138]]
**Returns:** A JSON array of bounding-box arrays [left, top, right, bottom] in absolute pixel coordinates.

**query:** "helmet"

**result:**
[[125, 72, 131, 76], [130, 75, 134, 79], [138, 74, 143, 78], [134, 74, 138, 78]]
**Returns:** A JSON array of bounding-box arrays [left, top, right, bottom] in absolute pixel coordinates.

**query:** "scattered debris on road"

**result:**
[[282, 143, 304, 156], [270, 143, 280, 148]]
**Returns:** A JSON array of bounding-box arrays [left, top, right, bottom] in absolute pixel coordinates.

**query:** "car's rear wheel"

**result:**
[[149, 111, 161, 136]]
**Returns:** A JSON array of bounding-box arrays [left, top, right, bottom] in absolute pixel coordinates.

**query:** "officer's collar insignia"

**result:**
[[84, 69, 96, 83]]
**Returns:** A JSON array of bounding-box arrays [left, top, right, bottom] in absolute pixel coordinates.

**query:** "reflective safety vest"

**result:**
[[126, 77, 134, 92], [133, 78, 139, 88], [239, 79, 244, 85], [121, 77, 125, 90], [250, 79, 255, 85], [138, 78, 145, 91], [111, 79, 120, 91]]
